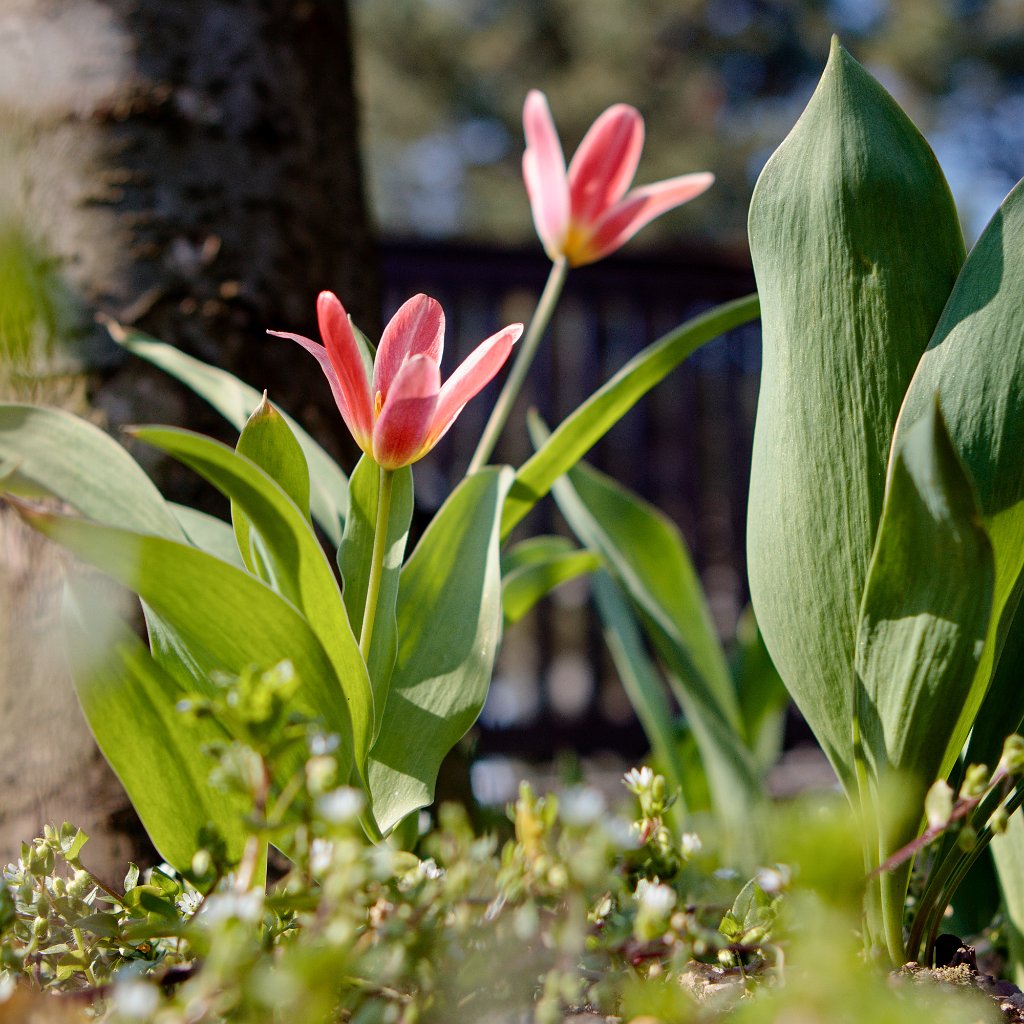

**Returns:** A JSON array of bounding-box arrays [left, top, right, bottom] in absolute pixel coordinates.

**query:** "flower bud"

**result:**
[[1000, 735, 1024, 775]]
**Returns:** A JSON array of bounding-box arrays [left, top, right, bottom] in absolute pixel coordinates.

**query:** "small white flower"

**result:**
[[713, 867, 740, 881], [175, 889, 203, 918], [635, 878, 677, 916], [112, 981, 160, 1020], [623, 767, 654, 794], [416, 858, 444, 881], [316, 787, 365, 825], [559, 785, 606, 827], [0, 972, 15, 1004], [681, 832, 702, 859]]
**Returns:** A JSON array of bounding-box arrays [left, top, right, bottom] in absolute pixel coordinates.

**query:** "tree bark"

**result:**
[[0, 0, 378, 881]]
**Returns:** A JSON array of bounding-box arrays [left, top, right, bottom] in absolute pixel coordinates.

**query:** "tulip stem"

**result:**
[[359, 465, 393, 663], [468, 257, 568, 473]]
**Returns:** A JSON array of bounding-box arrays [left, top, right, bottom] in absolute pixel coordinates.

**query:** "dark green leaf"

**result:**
[[855, 402, 993, 887], [896, 175, 1024, 771]]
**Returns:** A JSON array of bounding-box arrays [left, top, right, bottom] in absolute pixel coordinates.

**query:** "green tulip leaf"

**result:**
[[501, 547, 601, 625], [11, 501, 357, 783], [128, 425, 372, 780], [537, 420, 761, 826], [337, 455, 414, 740], [110, 325, 348, 545], [0, 404, 182, 540], [233, 395, 312, 575], [500, 293, 760, 538], [746, 39, 965, 791], [590, 570, 688, 816], [62, 581, 247, 872], [368, 467, 513, 836], [855, 400, 994, 871], [896, 175, 1024, 772]]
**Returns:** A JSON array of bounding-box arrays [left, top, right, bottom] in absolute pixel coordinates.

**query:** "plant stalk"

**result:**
[[468, 257, 568, 473], [360, 465, 393, 662]]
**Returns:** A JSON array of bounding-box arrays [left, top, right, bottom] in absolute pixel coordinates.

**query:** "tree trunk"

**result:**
[[0, 0, 378, 881]]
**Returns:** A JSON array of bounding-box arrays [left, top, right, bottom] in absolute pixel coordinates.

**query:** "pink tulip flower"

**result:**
[[270, 292, 523, 470], [522, 89, 715, 267]]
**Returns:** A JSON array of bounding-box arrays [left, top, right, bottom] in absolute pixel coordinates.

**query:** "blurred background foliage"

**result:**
[[351, 0, 1024, 251]]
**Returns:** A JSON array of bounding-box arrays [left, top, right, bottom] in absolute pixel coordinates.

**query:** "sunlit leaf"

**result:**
[[111, 325, 348, 545], [337, 455, 413, 740], [746, 39, 965, 791], [368, 467, 513, 836], [129, 426, 373, 781]]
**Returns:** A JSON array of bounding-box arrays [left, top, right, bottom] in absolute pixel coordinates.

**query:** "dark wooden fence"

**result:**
[[381, 240, 760, 761]]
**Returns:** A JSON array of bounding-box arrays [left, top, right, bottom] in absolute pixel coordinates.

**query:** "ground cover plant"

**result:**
[[2, 34, 1024, 1022]]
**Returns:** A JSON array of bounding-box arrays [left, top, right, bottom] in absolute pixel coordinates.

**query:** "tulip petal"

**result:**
[[372, 354, 441, 469], [374, 294, 445, 398], [567, 103, 644, 225], [268, 329, 372, 452], [576, 172, 715, 266], [316, 291, 375, 445], [425, 323, 523, 452], [523, 90, 570, 260]]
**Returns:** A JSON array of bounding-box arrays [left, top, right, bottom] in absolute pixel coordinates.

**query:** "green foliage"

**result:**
[[747, 38, 965, 794], [855, 402, 995, 950], [0, 685, 1005, 1023], [543, 442, 762, 834], [337, 455, 414, 734], [367, 468, 512, 837], [110, 325, 349, 545]]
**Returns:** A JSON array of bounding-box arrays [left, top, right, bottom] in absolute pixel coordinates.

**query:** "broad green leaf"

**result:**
[[129, 426, 373, 779], [233, 395, 312, 575], [0, 404, 182, 540], [12, 502, 356, 781], [542, 434, 762, 825], [170, 503, 245, 569], [854, 402, 993, 878], [896, 175, 1024, 772], [501, 547, 601, 625], [590, 570, 687, 816], [111, 325, 348, 545], [62, 581, 247, 871], [337, 455, 414, 740], [500, 293, 759, 538], [746, 39, 965, 791], [368, 467, 513, 835]]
